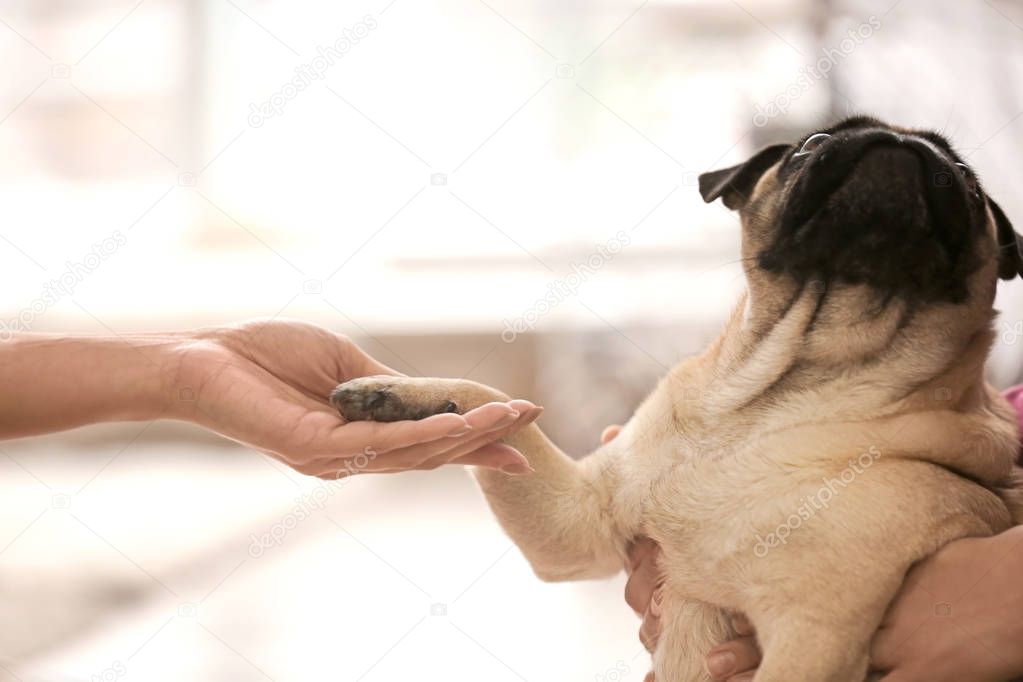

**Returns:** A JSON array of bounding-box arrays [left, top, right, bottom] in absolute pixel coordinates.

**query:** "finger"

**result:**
[[869, 626, 899, 671], [726, 673, 755, 682], [340, 338, 405, 378], [316, 443, 529, 479], [323, 412, 474, 456], [627, 536, 659, 572], [441, 442, 528, 469], [314, 403, 533, 475], [459, 401, 534, 434], [644, 673, 655, 682], [504, 399, 540, 417], [410, 406, 542, 471], [398, 443, 531, 473], [624, 555, 661, 615], [730, 613, 755, 637], [650, 584, 663, 618], [391, 401, 528, 461], [639, 607, 661, 652], [876, 671, 915, 682], [706, 637, 762, 680], [601, 424, 623, 444]]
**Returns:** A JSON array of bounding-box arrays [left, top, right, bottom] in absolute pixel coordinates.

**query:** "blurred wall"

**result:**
[[2, 1, 1022, 680]]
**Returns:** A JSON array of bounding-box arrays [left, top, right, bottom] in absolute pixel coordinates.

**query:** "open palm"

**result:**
[[172, 320, 538, 478]]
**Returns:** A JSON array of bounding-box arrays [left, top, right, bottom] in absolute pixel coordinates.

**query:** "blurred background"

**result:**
[[1, 0, 1022, 680]]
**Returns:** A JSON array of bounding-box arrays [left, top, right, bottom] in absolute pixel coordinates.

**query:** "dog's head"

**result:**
[[700, 116, 1021, 309], [698, 117, 1022, 384]]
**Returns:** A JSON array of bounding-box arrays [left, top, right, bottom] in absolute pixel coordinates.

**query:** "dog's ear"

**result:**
[[698, 144, 790, 210], [988, 196, 1022, 280]]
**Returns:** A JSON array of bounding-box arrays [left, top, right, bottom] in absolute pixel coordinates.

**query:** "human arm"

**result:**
[[0, 320, 538, 477]]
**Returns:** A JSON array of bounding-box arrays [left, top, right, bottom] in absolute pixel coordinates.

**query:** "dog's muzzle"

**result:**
[[759, 130, 982, 302]]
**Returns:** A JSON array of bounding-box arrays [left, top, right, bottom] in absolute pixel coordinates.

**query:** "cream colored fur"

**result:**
[[336, 163, 1023, 680]]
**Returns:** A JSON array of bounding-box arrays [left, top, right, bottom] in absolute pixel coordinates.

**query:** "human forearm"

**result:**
[[0, 333, 181, 439], [0, 321, 537, 478]]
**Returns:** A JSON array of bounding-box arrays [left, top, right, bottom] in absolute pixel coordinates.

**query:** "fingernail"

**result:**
[[493, 410, 520, 429], [447, 424, 472, 437], [499, 461, 533, 475], [627, 550, 642, 572], [706, 651, 736, 677], [650, 585, 664, 617]]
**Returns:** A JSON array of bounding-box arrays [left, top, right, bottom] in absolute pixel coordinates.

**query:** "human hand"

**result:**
[[172, 320, 539, 478], [702, 526, 1023, 681], [604, 424, 663, 682], [703, 614, 761, 681], [624, 521, 762, 682], [625, 535, 760, 682], [870, 525, 1023, 681], [626, 535, 664, 653], [609, 412, 1023, 682]]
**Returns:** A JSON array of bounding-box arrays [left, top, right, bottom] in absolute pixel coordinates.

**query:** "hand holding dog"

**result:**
[[626, 523, 1023, 681], [868, 525, 1023, 682], [614, 419, 1023, 682]]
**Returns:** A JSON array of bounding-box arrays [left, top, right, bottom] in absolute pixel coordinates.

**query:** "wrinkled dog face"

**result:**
[[699, 117, 1022, 312]]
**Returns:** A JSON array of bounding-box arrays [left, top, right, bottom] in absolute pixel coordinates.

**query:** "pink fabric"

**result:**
[[1002, 385, 1023, 461]]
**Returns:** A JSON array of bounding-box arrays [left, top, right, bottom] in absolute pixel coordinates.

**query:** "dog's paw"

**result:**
[[330, 376, 459, 423]]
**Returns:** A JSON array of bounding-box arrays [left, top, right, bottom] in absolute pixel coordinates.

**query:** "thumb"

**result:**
[[601, 424, 623, 444], [877, 672, 915, 682], [340, 337, 405, 378]]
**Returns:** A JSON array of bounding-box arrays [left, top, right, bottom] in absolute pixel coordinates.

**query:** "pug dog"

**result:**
[[331, 117, 1023, 681]]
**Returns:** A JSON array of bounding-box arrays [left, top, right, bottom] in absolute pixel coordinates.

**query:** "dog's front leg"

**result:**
[[332, 376, 628, 581]]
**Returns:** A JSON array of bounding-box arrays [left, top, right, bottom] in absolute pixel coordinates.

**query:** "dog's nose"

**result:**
[[853, 144, 923, 180], [814, 129, 942, 170], [764, 124, 981, 303], [853, 132, 951, 181], [841, 138, 972, 240]]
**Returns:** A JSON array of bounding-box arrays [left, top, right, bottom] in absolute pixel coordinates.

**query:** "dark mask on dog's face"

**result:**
[[699, 116, 1022, 305]]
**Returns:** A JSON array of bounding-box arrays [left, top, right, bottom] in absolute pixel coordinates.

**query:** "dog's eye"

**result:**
[[956, 162, 980, 193], [794, 133, 831, 158]]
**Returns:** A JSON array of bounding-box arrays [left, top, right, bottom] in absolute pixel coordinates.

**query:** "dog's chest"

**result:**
[[613, 425, 744, 531]]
